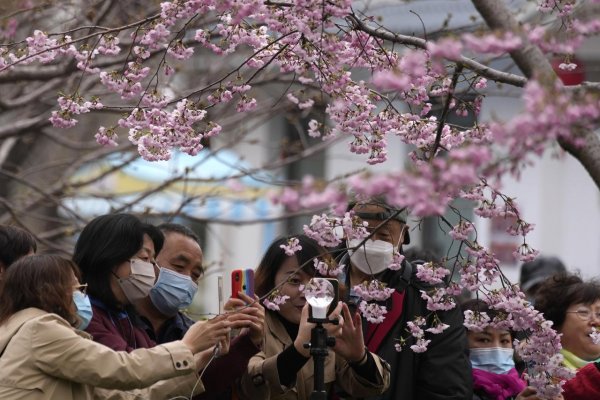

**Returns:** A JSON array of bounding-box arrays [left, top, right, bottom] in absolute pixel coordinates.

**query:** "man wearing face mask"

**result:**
[[136, 223, 265, 400], [336, 200, 472, 400]]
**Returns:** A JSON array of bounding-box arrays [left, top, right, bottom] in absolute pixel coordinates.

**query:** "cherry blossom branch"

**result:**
[[0, 13, 161, 73], [430, 63, 463, 160], [346, 13, 528, 87], [471, 0, 600, 190]]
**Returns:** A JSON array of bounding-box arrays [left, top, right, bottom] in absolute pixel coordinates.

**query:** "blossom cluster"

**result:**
[[263, 289, 290, 311], [280, 237, 302, 256]]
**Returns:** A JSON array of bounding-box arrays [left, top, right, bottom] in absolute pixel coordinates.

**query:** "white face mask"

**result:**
[[117, 259, 156, 304], [347, 238, 396, 275]]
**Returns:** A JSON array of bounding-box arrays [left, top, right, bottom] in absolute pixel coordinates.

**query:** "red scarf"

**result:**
[[364, 290, 405, 352]]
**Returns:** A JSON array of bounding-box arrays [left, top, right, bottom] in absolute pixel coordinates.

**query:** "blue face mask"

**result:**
[[470, 347, 515, 374], [73, 291, 93, 330], [149, 267, 198, 317]]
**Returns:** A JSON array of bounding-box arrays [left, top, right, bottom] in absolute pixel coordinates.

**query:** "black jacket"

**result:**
[[343, 259, 473, 400]]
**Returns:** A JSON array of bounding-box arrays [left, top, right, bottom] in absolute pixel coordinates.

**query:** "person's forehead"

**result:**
[[162, 233, 202, 260], [477, 327, 511, 336], [279, 256, 300, 271], [163, 232, 201, 250], [279, 256, 312, 276], [353, 204, 403, 225], [571, 300, 600, 309]]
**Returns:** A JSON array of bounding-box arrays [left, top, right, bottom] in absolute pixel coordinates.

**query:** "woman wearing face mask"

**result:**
[[237, 235, 390, 400], [461, 299, 543, 400], [0, 254, 230, 400], [73, 213, 162, 351]]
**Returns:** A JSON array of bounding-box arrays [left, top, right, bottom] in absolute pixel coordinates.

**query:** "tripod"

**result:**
[[305, 316, 338, 400]]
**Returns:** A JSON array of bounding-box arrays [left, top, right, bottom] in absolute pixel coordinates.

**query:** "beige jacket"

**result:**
[[238, 312, 390, 400], [0, 308, 205, 400]]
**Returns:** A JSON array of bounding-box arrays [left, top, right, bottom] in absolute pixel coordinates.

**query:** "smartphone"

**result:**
[[308, 278, 340, 320], [231, 269, 255, 300]]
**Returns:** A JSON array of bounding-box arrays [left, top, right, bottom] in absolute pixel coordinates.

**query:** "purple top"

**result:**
[[85, 300, 156, 352]]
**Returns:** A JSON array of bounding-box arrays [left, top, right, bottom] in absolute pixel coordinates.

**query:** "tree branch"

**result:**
[[471, 0, 600, 190], [0, 115, 49, 139], [346, 13, 528, 87]]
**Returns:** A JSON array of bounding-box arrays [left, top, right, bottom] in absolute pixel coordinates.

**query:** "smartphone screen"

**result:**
[[231, 269, 255, 299]]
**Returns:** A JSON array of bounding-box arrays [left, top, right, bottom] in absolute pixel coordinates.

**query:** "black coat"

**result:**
[[342, 259, 473, 400]]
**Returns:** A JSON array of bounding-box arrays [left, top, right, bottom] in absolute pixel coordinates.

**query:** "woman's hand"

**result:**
[[182, 314, 230, 354], [224, 293, 265, 347], [332, 302, 367, 363], [293, 304, 314, 358]]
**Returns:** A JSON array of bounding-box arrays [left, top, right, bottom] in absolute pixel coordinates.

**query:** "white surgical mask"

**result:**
[[116, 259, 156, 304], [347, 238, 396, 275]]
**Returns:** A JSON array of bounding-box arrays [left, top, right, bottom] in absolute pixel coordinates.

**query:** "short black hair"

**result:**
[[535, 274, 600, 330], [157, 223, 199, 243], [0, 225, 37, 270], [73, 214, 144, 309]]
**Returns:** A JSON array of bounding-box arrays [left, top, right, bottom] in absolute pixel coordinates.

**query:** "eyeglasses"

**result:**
[[566, 309, 600, 322], [73, 283, 88, 295]]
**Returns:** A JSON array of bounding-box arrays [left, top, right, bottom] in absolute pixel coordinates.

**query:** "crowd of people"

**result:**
[[0, 200, 599, 400]]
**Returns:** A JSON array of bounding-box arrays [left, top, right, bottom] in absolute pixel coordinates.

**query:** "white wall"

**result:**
[[477, 96, 600, 283]]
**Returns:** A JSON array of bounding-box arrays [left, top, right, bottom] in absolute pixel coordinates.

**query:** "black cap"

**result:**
[[519, 256, 567, 292]]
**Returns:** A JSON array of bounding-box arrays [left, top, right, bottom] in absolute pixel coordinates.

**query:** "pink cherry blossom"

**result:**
[[280, 237, 302, 256]]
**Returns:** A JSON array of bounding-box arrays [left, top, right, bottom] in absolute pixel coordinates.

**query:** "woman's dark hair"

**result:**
[[255, 235, 330, 298], [0, 254, 80, 326], [534, 274, 600, 330], [0, 225, 37, 270], [73, 213, 144, 310], [142, 223, 164, 256]]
